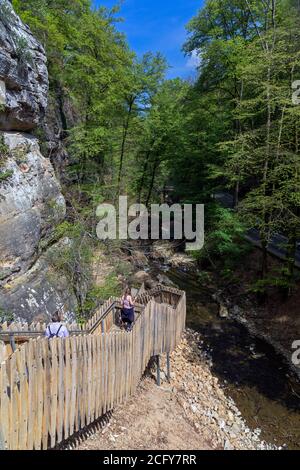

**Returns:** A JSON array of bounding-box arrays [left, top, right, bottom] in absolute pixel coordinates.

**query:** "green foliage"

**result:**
[[13, 0, 134, 187], [196, 206, 251, 271], [0, 307, 14, 323], [0, 2, 15, 27], [46, 230, 93, 311], [130, 78, 189, 205], [0, 135, 13, 182], [0, 169, 13, 182], [178, 0, 300, 290], [82, 272, 121, 314], [0, 135, 9, 164], [250, 272, 294, 294], [14, 36, 33, 66], [197, 270, 213, 285], [10, 144, 30, 164], [12, 0, 300, 299], [53, 221, 82, 239]]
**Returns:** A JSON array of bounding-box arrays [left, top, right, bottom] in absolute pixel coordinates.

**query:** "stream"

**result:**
[[150, 263, 300, 450]]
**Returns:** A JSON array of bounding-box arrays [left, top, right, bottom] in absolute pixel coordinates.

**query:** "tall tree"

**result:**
[[116, 52, 167, 197]]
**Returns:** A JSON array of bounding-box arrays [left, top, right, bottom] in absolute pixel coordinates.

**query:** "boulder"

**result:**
[[219, 304, 229, 318], [130, 250, 149, 269], [157, 273, 175, 287], [132, 271, 151, 284], [150, 241, 174, 261], [144, 278, 157, 290], [0, 0, 48, 131]]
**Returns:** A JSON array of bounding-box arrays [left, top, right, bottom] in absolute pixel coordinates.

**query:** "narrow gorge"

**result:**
[[0, 0, 300, 454]]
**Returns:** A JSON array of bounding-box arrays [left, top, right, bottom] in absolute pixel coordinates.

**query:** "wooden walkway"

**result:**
[[0, 285, 186, 450]]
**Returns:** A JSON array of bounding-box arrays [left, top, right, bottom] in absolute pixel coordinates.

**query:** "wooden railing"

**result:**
[[0, 285, 186, 450], [0, 298, 146, 359]]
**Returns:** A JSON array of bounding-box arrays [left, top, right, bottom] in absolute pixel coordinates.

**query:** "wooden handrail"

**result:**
[[0, 285, 183, 338]]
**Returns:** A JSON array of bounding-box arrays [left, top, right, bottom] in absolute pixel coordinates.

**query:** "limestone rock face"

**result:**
[[0, 2, 76, 321], [0, 132, 74, 320], [0, 132, 66, 282], [0, 239, 77, 322], [0, 0, 48, 131]]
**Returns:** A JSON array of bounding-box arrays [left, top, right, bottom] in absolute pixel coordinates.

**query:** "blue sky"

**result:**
[[94, 1, 204, 79]]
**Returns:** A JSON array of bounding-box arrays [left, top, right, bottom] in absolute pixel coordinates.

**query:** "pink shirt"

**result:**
[[122, 295, 133, 309]]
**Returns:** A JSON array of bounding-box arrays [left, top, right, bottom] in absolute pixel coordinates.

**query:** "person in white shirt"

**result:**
[[45, 311, 69, 339]]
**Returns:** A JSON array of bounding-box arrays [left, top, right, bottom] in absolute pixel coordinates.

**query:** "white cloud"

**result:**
[[186, 50, 202, 69]]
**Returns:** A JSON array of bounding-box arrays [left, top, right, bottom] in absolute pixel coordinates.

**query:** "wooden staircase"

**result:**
[[0, 285, 186, 450]]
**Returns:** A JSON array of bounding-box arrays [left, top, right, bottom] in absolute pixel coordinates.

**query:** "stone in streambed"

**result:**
[[219, 304, 229, 318], [157, 273, 175, 287]]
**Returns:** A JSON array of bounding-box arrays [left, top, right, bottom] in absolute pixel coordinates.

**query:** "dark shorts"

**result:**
[[121, 307, 134, 323]]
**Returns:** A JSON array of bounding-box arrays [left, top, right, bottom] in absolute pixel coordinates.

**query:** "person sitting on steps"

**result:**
[[45, 311, 69, 339], [121, 287, 135, 332]]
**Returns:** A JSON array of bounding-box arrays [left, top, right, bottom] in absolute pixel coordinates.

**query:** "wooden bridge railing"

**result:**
[[0, 285, 186, 450]]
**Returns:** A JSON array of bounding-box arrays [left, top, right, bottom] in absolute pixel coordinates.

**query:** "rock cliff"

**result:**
[[0, 0, 77, 321], [0, 0, 48, 131]]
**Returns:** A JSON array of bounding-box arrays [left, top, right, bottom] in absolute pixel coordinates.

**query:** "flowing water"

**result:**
[[151, 263, 300, 449]]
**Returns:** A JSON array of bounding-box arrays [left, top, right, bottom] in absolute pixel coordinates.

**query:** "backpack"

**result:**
[[47, 324, 63, 339]]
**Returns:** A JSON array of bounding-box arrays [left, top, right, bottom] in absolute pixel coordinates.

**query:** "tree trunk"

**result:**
[[234, 179, 239, 209], [260, 63, 272, 279], [137, 149, 152, 203], [261, 237, 269, 280], [117, 97, 134, 197], [285, 231, 297, 298], [145, 156, 160, 207]]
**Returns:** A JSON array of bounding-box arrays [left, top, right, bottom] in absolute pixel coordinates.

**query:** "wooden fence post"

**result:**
[[166, 353, 171, 383], [156, 355, 161, 386], [0, 428, 5, 450]]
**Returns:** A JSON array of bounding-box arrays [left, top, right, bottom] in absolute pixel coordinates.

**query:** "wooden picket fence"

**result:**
[[0, 286, 186, 450]]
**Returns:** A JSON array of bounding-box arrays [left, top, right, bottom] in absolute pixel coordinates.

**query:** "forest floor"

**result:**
[[72, 330, 274, 451]]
